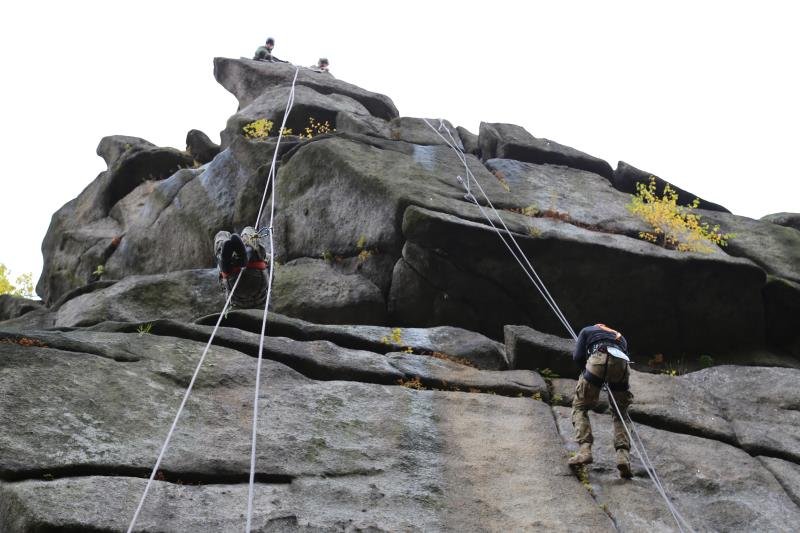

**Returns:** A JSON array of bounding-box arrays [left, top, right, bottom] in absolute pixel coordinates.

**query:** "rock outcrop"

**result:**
[[612, 160, 731, 213], [3, 57, 799, 531]]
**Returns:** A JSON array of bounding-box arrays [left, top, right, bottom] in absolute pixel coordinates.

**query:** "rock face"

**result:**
[[0, 295, 42, 322], [613, 160, 731, 212], [761, 211, 800, 231], [4, 58, 800, 530], [479, 122, 614, 180], [185, 128, 220, 164]]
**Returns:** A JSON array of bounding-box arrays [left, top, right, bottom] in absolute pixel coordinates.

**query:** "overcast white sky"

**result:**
[[1, 1, 798, 291]]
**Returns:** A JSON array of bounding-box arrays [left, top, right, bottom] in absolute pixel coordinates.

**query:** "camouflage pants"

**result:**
[[571, 373, 633, 451]]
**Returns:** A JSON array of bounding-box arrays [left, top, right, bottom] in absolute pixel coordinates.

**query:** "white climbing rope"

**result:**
[[127, 67, 301, 533], [423, 118, 692, 532], [246, 66, 300, 533], [606, 389, 694, 532], [127, 271, 244, 533], [255, 67, 300, 230]]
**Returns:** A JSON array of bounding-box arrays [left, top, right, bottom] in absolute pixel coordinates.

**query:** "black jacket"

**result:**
[[573, 325, 628, 369]]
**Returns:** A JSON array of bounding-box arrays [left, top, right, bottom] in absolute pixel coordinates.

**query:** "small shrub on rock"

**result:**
[[243, 118, 274, 139], [301, 117, 334, 138], [627, 177, 733, 253]]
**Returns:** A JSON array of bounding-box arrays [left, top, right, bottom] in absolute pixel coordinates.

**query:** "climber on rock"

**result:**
[[310, 57, 330, 73], [253, 37, 287, 63], [214, 226, 271, 308], [568, 323, 634, 479]]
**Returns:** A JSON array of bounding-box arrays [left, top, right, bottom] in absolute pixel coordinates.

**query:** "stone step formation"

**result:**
[[1, 57, 800, 531]]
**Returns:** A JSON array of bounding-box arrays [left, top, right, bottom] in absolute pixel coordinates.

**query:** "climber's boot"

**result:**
[[616, 448, 633, 479], [568, 443, 593, 466]]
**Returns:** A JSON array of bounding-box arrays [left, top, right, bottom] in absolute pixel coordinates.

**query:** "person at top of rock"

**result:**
[[253, 37, 287, 63], [310, 57, 330, 73], [568, 323, 634, 479], [214, 227, 271, 308]]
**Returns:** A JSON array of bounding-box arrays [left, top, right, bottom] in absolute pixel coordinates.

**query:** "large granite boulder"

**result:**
[[392, 205, 766, 356], [37, 135, 195, 305], [479, 122, 614, 179], [613, 160, 730, 212], [38, 133, 303, 307]]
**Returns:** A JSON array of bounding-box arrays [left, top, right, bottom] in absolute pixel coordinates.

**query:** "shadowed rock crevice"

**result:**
[[0, 465, 293, 486], [77, 320, 541, 396], [195, 310, 509, 369]]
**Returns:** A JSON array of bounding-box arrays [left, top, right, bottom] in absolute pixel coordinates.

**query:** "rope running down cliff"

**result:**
[[246, 66, 300, 532], [126, 66, 301, 533], [423, 118, 694, 532]]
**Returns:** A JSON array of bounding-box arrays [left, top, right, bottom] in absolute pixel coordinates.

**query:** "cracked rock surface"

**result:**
[[3, 58, 800, 531]]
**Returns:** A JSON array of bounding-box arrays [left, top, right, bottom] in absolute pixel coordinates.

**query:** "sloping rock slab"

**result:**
[[0, 331, 610, 531], [54, 269, 225, 327], [761, 211, 800, 232], [336, 115, 465, 149], [479, 122, 613, 179], [84, 320, 534, 395], [274, 135, 509, 263], [613, 160, 730, 212], [485, 158, 651, 237], [392, 205, 766, 356], [701, 209, 800, 284], [553, 406, 800, 532], [197, 310, 508, 370], [609, 366, 800, 463], [214, 57, 398, 120]]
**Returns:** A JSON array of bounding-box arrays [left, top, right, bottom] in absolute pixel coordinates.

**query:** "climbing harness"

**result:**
[[127, 67, 301, 533], [423, 118, 694, 533]]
